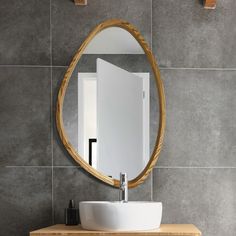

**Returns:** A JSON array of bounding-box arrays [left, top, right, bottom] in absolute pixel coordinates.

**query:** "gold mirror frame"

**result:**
[[56, 19, 166, 188]]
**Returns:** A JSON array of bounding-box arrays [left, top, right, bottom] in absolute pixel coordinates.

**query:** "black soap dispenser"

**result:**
[[65, 200, 79, 225]]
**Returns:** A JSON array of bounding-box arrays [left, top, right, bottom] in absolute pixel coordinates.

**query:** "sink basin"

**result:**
[[79, 201, 162, 231]]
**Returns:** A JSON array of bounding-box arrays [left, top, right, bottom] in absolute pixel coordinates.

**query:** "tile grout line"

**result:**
[[5, 165, 236, 169], [150, 0, 152, 51], [159, 67, 236, 71], [49, 0, 54, 225], [154, 166, 236, 169], [5, 165, 81, 168], [0, 65, 51, 68], [2, 64, 236, 71], [150, 0, 153, 202], [0, 65, 67, 68], [5, 166, 53, 168]]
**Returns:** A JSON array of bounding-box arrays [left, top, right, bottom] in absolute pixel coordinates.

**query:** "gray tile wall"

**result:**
[[0, 0, 235, 236]]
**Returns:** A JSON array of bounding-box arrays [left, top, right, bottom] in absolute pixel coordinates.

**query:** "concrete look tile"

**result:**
[[53, 168, 152, 223], [53, 130, 79, 166], [153, 168, 236, 236], [157, 69, 236, 167], [0, 67, 51, 166], [1, 0, 236, 236], [0, 0, 50, 65], [152, 0, 236, 68], [0, 167, 52, 236], [52, 0, 151, 66]]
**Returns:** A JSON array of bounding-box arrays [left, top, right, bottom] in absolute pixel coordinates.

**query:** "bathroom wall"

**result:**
[[0, 0, 236, 236]]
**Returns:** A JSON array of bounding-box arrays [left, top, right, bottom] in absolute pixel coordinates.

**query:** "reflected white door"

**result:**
[[78, 75, 97, 166], [97, 58, 149, 179]]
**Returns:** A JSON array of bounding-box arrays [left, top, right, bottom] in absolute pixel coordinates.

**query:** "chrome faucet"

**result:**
[[119, 172, 128, 202]]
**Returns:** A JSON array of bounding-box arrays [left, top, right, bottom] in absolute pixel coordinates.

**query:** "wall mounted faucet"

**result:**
[[119, 173, 128, 202]]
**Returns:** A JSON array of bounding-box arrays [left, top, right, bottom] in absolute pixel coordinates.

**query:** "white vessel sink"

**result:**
[[79, 201, 162, 231]]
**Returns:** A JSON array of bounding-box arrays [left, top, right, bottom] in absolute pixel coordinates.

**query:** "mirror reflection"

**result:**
[[63, 27, 159, 180]]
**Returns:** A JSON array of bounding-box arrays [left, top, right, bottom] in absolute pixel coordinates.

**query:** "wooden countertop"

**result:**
[[30, 224, 201, 236]]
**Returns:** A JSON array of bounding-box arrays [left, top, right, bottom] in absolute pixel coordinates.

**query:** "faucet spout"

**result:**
[[119, 172, 128, 202]]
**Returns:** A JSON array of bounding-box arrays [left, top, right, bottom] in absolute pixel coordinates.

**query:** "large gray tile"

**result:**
[[53, 129, 79, 166], [53, 168, 152, 223], [52, 0, 151, 66], [153, 168, 236, 236], [0, 67, 51, 166], [157, 69, 236, 167], [0, 0, 50, 65], [53, 131, 79, 166], [0, 167, 52, 236], [152, 0, 236, 68]]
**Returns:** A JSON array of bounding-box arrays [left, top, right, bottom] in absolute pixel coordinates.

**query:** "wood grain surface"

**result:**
[[30, 224, 201, 236]]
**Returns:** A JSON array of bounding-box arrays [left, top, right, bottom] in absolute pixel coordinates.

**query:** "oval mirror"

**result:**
[[56, 19, 166, 188]]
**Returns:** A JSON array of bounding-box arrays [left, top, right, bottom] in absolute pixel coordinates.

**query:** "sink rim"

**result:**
[[80, 201, 162, 205]]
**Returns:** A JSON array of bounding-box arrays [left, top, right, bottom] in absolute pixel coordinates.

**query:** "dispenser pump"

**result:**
[[65, 200, 79, 225], [69, 200, 75, 208]]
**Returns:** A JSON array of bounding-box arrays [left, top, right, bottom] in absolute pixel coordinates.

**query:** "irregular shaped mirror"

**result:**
[[56, 19, 165, 188]]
